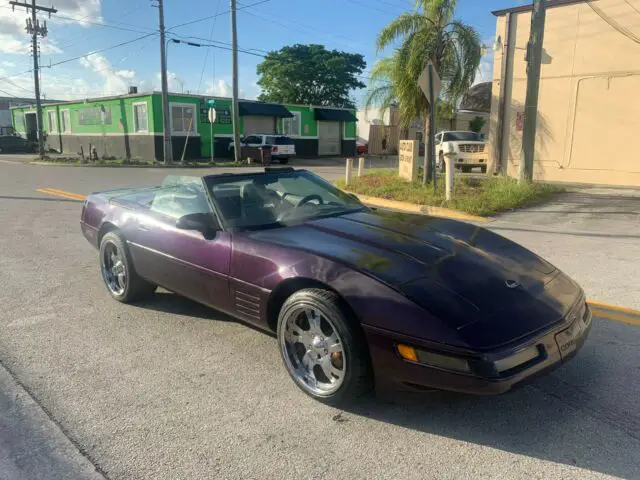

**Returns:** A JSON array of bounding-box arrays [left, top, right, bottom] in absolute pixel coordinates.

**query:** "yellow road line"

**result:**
[[36, 188, 86, 201], [41, 188, 87, 200], [36, 188, 86, 202]]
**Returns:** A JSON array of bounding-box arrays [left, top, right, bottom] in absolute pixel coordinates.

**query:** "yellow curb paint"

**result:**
[[587, 301, 640, 318], [36, 188, 86, 201], [589, 308, 640, 326], [348, 192, 489, 223]]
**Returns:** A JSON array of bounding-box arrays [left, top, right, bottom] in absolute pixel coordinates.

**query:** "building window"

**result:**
[[60, 110, 71, 134], [78, 106, 112, 125], [282, 111, 301, 136], [47, 110, 57, 133], [133, 102, 148, 133], [170, 103, 196, 135]]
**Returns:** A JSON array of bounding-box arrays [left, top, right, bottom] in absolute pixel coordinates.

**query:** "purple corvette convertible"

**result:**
[[81, 168, 591, 404]]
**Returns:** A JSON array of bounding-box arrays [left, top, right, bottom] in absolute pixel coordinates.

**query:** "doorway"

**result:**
[[24, 112, 37, 142]]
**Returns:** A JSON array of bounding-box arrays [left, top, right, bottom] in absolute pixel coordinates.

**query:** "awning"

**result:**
[[239, 101, 293, 117], [314, 108, 358, 122]]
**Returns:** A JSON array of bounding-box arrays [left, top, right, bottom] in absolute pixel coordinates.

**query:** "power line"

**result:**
[[167, 0, 273, 31], [236, 1, 363, 47], [586, 0, 640, 45], [196, 0, 223, 94]]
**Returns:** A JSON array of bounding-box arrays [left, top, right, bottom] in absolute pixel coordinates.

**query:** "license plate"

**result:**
[[555, 309, 591, 359]]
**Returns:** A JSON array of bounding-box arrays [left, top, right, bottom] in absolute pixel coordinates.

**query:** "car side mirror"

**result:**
[[176, 212, 218, 238]]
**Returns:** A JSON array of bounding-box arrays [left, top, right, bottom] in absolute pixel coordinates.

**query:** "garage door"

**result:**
[[243, 116, 275, 135], [318, 121, 341, 156]]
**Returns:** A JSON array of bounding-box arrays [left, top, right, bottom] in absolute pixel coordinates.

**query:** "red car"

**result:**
[[356, 141, 368, 155]]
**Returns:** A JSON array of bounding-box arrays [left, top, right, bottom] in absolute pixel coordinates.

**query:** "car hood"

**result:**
[[249, 209, 578, 343]]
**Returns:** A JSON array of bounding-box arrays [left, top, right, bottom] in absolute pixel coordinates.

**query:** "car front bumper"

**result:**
[[365, 301, 592, 396], [454, 154, 487, 167]]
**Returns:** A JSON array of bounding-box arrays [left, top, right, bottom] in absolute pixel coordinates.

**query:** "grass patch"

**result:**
[[337, 172, 563, 217]]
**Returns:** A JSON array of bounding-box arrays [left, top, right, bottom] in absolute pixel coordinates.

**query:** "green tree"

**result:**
[[256, 44, 366, 108], [468, 115, 486, 133], [366, 0, 482, 182]]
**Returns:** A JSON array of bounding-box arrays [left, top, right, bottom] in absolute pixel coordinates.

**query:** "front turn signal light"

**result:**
[[397, 344, 418, 362]]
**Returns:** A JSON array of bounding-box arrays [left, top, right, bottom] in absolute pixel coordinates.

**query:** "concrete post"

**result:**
[[445, 154, 455, 201], [345, 158, 353, 186], [358, 156, 365, 177]]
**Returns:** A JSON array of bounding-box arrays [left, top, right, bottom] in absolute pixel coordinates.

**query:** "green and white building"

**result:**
[[10, 91, 358, 160]]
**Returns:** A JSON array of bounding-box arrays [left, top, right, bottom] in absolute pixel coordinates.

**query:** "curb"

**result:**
[[349, 192, 490, 223]]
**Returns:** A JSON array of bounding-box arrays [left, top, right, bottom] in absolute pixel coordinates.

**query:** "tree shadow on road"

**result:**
[[0, 195, 81, 203]]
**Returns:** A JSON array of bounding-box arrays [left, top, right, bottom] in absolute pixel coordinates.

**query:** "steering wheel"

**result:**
[[296, 194, 324, 207]]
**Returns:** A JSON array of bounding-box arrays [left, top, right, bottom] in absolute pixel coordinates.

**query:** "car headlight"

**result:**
[[493, 345, 541, 373]]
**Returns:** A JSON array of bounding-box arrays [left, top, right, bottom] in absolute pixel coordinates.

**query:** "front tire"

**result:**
[[277, 288, 372, 405], [99, 231, 156, 303]]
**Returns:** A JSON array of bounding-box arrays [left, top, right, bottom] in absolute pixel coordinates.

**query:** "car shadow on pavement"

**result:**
[[132, 291, 277, 337], [341, 315, 640, 479]]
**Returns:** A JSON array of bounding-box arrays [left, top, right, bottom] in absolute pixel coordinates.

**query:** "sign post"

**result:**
[[207, 99, 216, 164]]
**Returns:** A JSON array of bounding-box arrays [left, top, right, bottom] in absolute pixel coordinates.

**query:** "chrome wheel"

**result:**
[[101, 241, 127, 296], [280, 306, 346, 396]]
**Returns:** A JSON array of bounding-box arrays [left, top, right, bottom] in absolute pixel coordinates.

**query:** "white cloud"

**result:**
[[80, 53, 139, 95], [1, 60, 16, 68], [473, 38, 495, 85], [205, 79, 231, 97], [0, 0, 100, 54]]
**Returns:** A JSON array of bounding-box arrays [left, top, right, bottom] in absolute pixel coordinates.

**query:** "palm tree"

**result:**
[[366, 0, 482, 183]]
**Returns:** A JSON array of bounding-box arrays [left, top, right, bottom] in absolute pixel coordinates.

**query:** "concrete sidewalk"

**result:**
[[0, 363, 104, 480]]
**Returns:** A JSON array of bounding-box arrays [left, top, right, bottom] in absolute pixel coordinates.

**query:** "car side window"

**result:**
[[264, 136, 275, 145], [149, 183, 211, 221], [244, 136, 260, 144]]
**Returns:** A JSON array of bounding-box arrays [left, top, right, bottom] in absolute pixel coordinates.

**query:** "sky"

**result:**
[[0, 0, 531, 105]]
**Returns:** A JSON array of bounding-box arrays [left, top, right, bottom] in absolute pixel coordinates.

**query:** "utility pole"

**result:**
[[10, 0, 56, 160], [230, 0, 241, 163], [519, 0, 546, 183], [156, 0, 172, 164]]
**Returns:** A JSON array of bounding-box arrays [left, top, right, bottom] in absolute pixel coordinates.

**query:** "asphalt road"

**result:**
[[1, 159, 639, 480]]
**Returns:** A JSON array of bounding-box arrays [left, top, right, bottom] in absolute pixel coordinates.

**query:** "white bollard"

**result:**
[[444, 154, 455, 201], [358, 156, 365, 177], [345, 158, 353, 186]]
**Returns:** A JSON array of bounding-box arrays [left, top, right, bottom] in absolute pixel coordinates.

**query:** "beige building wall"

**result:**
[[489, 0, 640, 186]]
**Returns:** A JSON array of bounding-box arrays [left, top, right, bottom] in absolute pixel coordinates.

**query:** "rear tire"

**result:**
[[99, 231, 156, 303], [277, 288, 372, 405]]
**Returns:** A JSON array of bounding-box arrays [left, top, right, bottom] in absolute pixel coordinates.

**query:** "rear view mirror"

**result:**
[[176, 213, 218, 238]]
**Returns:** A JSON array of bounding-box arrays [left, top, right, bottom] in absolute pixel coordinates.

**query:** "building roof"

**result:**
[[460, 82, 492, 113], [492, 0, 586, 16]]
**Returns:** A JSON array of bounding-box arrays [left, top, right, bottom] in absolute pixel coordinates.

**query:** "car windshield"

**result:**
[[203, 170, 365, 230], [442, 132, 482, 142]]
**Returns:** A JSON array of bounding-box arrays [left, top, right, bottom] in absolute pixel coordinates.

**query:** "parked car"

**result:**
[[0, 133, 35, 154], [229, 134, 295, 164], [436, 131, 488, 173], [81, 168, 591, 405], [356, 141, 368, 155]]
